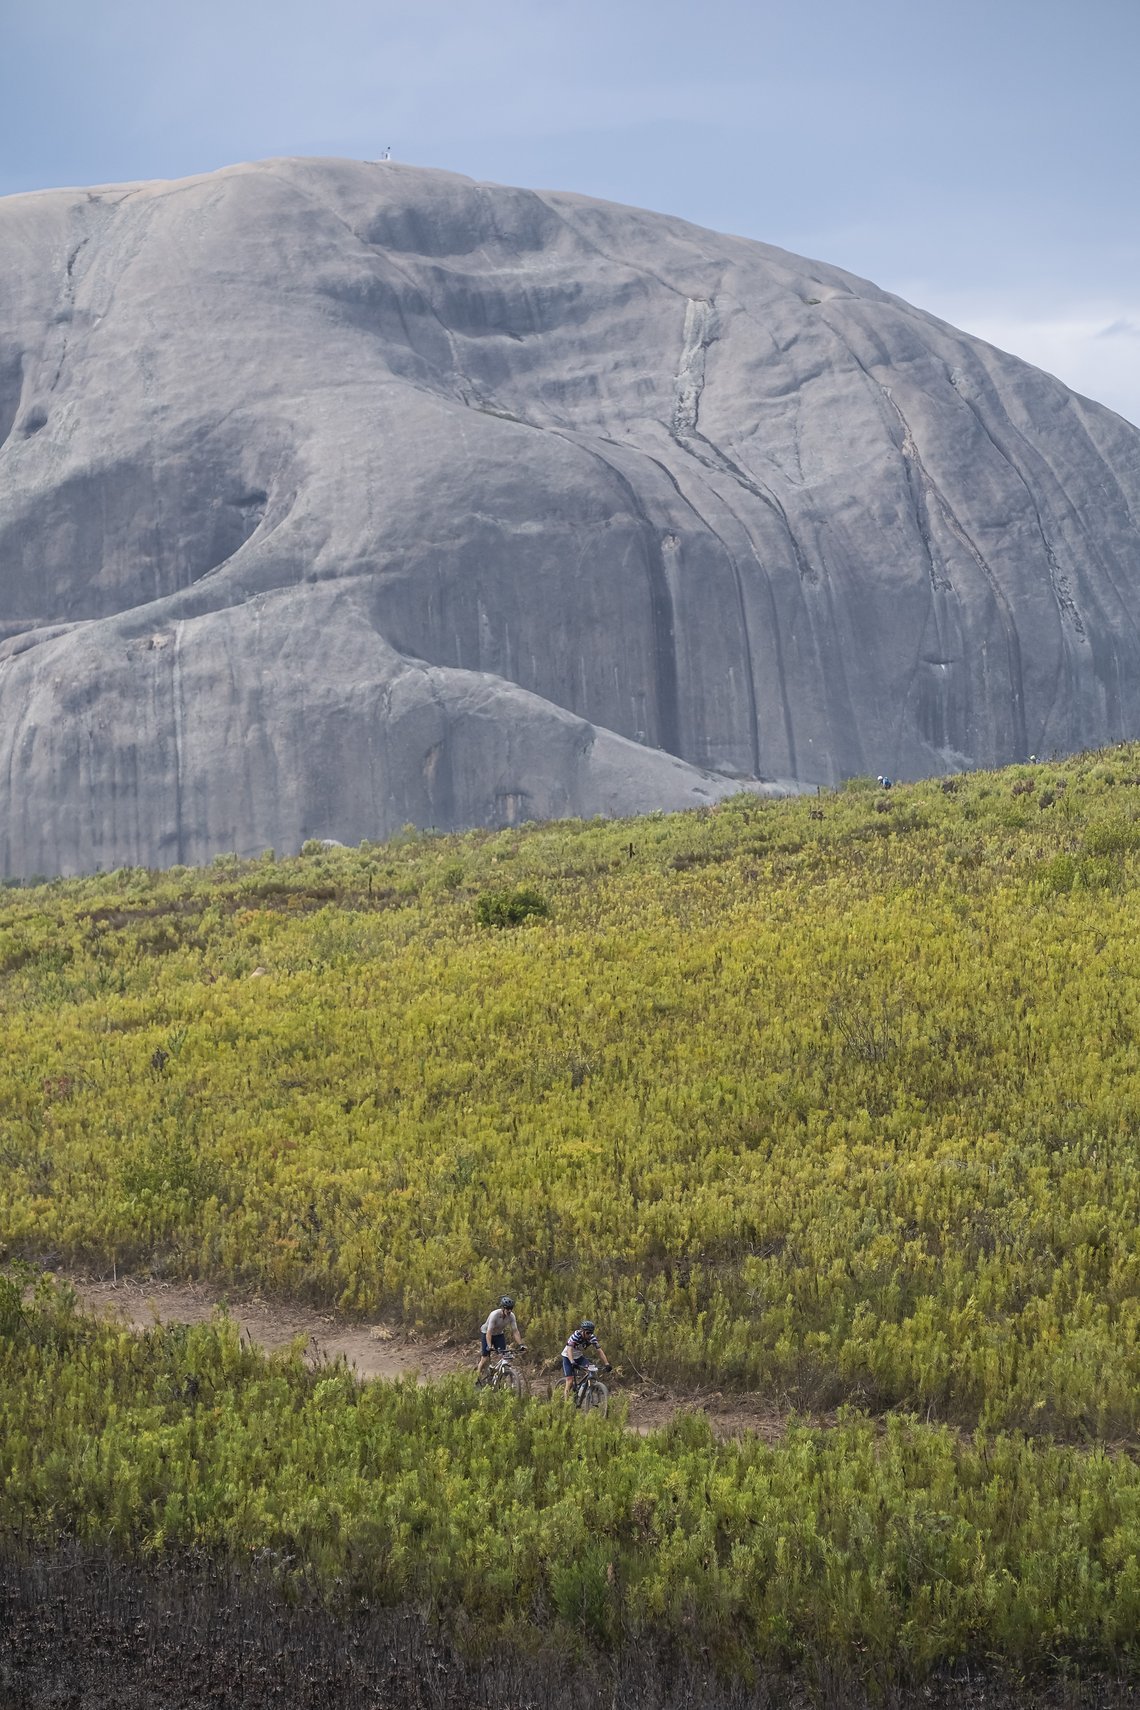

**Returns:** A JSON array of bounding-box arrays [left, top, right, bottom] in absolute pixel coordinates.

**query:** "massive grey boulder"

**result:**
[[1, 157, 1138, 876]]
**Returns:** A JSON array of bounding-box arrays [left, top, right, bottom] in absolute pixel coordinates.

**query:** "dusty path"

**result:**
[[59, 1273, 798, 1441]]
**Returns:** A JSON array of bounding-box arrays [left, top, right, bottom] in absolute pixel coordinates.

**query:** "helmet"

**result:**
[[580, 1320, 596, 1334], [500, 1296, 514, 1311]]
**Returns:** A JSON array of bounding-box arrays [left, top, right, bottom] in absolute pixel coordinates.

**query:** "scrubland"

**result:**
[[4, 751, 1140, 1700]]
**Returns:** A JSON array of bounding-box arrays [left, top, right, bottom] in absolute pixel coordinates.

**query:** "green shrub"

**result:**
[[475, 887, 549, 927], [1083, 815, 1140, 856], [1036, 852, 1077, 895]]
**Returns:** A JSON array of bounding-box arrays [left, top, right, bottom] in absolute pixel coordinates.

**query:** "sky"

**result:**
[[2, 0, 1138, 425]]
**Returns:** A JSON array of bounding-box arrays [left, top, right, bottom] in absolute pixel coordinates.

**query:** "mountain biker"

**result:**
[[475, 1296, 526, 1384], [561, 1319, 611, 1399]]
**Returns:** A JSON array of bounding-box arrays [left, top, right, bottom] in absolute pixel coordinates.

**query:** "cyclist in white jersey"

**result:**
[[475, 1296, 526, 1384]]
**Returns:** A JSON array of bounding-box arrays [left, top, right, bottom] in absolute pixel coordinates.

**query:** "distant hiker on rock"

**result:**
[[475, 1295, 526, 1384]]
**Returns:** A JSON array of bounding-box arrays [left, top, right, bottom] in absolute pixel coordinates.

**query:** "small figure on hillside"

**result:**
[[475, 1296, 526, 1385], [561, 1319, 611, 1399], [876, 775, 893, 790]]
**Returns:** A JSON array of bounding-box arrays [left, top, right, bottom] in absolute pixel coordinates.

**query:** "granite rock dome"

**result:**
[[1, 157, 1139, 875]]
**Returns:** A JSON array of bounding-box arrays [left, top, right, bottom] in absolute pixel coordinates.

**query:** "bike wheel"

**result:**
[[579, 1381, 608, 1417], [503, 1364, 529, 1399]]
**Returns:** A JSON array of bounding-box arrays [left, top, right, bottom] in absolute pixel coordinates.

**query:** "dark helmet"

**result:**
[[500, 1296, 515, 1311], [580, 1320, 596, 1333]]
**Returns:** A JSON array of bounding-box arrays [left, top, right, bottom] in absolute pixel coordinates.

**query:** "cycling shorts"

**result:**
[[481, 1331, 507, 1357], [562, 1355, 589, 1378]]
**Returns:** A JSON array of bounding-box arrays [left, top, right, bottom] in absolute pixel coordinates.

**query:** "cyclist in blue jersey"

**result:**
[[561, 1319, 611, 1399]]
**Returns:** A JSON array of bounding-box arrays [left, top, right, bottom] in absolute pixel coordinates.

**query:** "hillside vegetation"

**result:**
[[4, 752, 1140, 1436], [3, 1276, 1139, 1699], [6, 750, 1140, 1699]]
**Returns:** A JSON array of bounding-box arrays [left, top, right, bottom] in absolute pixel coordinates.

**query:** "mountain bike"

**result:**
[[568, 1361, 609, 1416], [479, 1347, 529, 1398]]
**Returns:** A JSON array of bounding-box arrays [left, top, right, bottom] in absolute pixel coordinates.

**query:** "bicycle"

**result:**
[[568, 1361, 609, 1417], [479, 1347, 530, 1398]]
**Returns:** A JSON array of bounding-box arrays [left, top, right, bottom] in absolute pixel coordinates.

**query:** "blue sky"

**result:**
[[3, 0, 1138, 424]]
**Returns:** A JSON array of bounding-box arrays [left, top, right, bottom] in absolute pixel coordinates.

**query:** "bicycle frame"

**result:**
[[484, 1349, 528, 1397], [571, 1362, 601, 1404]]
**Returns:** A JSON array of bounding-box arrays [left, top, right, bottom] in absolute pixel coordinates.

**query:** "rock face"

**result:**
[[1, 157, 1139, 876]]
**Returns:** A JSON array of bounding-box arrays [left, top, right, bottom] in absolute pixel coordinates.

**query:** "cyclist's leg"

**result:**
[[565, 1356, 590, 1401], [561, 1354, 577, 1399], [479, 1332, 508, 1386], [475, 1331, 493, 1384]]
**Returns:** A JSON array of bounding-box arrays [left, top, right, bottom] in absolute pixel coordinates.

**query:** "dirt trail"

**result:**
[[61, 1273, 797, 1441]]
